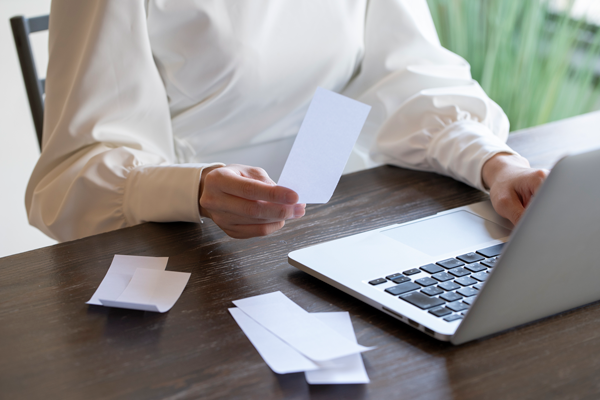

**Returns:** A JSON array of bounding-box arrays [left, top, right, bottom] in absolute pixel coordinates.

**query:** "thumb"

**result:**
[[240, 165, 276, 185]]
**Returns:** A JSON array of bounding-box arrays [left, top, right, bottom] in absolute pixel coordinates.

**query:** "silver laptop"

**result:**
[[288, 147, 600, 344]]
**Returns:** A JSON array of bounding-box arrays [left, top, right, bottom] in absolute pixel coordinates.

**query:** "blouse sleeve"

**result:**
[[342, 0, 517, 191], [25, 0, 220, 242]]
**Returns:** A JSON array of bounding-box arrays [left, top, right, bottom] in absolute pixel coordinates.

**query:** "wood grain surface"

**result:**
[[1, 112, 599, 400]]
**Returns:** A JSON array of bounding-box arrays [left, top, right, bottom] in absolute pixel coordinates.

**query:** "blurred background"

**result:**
[[1, 0, 53, 258], [1, 0, 599, 257], [427, 0, 600, 130]]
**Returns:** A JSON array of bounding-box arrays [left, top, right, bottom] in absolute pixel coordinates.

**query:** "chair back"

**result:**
[[10, 15, 49, 150]]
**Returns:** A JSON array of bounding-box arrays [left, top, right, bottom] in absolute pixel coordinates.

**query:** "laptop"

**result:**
[[288, 147, 600, 344]]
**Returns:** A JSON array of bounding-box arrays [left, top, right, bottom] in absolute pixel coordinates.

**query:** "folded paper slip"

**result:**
[[87, 255, 190, 313]]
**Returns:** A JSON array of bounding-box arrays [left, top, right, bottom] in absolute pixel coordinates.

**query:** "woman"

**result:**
[[26, 0, 547, 241]]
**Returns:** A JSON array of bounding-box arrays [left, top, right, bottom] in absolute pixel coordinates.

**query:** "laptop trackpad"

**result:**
[[381, 211, 511, 257]]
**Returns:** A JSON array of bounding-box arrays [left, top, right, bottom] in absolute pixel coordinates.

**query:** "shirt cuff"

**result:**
[[426, 120, 519, 192], [123, 162, 225, 225]]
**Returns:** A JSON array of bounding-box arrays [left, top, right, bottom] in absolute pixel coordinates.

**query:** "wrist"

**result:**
[[199, 165, 223, 218], [482, 153, 530, 190]]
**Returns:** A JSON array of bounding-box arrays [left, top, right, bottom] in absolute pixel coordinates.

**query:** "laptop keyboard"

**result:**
[[368, 243, 504, 323]]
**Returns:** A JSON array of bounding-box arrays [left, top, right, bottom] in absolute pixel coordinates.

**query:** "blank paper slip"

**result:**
[[87, 255, 190, 313], [230, 292, 371, 384], [278, 87, 371, 204]]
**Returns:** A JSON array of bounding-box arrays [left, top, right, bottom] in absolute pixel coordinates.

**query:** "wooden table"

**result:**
[[2, 112, 600, 400]]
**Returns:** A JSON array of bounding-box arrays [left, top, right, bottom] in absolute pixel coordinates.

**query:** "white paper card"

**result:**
[[99, 268, 191, 313], [305, 312, 370, 384], [232, 292, 373, 362], [87, 255, 168, 306], [277, 87, 371, 204], [229, 308, 320, 374]]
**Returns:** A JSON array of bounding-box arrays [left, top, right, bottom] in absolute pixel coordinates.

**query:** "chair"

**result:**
[[10, 15, 49, 150]]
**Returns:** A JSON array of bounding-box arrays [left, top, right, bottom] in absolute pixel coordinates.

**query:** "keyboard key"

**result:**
[[420, 263, 444, 274], [386, 273, 403, 281], [421, 286, 444, 296], [440, 292, 462, 302], [481, 259, 498, 268], [437, 258, 465, 269], [449, 267, 470, 277], [444, 314, 463, 322], [455, 277, 477, 286], [457, 252, 485, 263], [400, 292, 445, 310], [391, 275, 411, 284], [432, 272, 454, 282], [465, 263, 486, 273], [429, 307, 452, 317], [471, 272, 489, 282], [463, 297, 476, 305], [385, 282, 420, 296], [476, 243, 505, 258], [369, 278, 387, 285], [403, 268, 421, 276], [438, 281, 460, 291], [446, 301, 469, 312], [457, 287, 478, 297], [415, 277, 437, 287], [473, 283, 484, 290]]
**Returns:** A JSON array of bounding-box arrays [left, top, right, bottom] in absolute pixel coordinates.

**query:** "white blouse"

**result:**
[[26, 0, 517, 242]]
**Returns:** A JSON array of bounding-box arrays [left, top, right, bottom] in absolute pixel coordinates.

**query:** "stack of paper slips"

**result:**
[[87, 255, 190, 313], [229, 291, 373, 384]]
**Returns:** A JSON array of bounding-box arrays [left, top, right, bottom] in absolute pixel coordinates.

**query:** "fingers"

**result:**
[[493, 190, 525, 226], [210, 167, 299, 204], [207, 199, 305, 223], [200, 164, 305, 239], [221, 221, 287, 239], [519, 169, 549, 207], [490, 167, 549, 226]]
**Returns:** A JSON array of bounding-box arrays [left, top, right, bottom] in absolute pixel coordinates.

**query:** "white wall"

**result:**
[[0, 0, 55, 257]]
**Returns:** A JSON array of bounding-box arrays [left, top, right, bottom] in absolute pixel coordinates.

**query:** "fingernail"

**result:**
[[293, 204, 305, 218]]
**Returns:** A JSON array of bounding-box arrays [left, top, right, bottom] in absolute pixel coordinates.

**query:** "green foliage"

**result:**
[[427, 0, 600, 130]]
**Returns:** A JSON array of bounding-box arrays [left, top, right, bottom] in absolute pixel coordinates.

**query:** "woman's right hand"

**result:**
[[199, 164, 305, 238]]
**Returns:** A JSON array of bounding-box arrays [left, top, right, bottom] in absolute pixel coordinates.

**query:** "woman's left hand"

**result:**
[[482, 153, 549, 226]]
